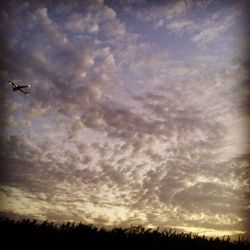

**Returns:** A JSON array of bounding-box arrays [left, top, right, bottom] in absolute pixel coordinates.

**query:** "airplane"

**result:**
[[9, 80, 31, 95]]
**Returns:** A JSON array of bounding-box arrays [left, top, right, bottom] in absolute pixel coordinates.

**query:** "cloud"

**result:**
[[166, 19, 197, 34], [68, 117, 85, 140], [134, 0, 191, 23], [63, 1, 116, 35], [126, 0, 213, 28], [36, 7, 70, 47], [123, 0, 242, 46], [101, 162, 127, 185], [191, 7, 241, 45]]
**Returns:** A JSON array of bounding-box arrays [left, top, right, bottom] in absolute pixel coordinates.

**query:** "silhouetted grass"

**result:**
[[0, 217, 249, 249]]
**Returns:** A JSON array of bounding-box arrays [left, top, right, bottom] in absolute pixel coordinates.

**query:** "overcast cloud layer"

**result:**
[[0, 0, 249, 239]]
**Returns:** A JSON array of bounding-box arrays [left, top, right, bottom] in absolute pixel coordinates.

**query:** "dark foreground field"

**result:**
[[0, 217, 249, 249]]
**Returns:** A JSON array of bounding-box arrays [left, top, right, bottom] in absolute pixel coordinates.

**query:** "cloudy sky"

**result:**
[[0, 0, 249, 239]]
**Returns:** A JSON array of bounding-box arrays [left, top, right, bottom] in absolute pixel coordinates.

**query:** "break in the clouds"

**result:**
[[0, 0, 249, 239]]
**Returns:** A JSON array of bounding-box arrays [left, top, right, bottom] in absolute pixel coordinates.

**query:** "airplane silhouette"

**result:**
[[9, 80, 31, 95]]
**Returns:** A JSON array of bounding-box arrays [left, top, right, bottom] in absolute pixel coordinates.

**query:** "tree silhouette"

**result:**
[[0, 216, 249, 249]]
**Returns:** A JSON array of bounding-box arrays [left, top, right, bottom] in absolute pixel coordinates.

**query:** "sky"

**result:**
[[0, 0, 250, 239]]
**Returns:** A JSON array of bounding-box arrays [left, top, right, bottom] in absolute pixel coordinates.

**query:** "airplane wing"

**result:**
[[19, 85, 30, 89], [19, 89, 30, 95], [9, 80, 17, 88]]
